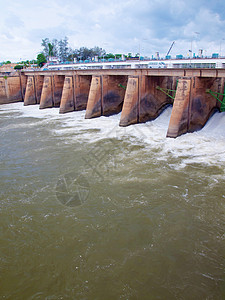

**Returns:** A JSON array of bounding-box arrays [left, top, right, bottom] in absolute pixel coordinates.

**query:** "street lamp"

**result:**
[[220, 39, 225, 57], [139, 38, 148, 61], [194, 32, 200, 57], [189, 32, 200, 68]]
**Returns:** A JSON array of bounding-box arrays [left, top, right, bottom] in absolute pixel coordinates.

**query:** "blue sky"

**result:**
[[1, 0, 225, 61]]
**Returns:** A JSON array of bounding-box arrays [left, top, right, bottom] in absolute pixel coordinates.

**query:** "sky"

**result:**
[[1, 0, 225, 62]]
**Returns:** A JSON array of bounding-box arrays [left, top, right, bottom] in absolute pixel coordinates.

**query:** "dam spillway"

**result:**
[[1, 68, 225, 138], [1, 75, 225, 299]]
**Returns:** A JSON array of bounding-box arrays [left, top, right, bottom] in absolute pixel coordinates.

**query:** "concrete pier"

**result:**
[[59, 76, 74, 113], [85, 76, 102, 118], [24, 76, 36, 105], [166, 78, 192, 138], [119, 76, 139, 126], [39, 76, 53, 109]]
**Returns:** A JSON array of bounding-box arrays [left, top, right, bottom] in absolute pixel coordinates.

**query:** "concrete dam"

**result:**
[[1, 68, 225, 138]]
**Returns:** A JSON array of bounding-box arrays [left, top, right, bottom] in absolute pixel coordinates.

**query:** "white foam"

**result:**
[[1, 103, 225, 169]]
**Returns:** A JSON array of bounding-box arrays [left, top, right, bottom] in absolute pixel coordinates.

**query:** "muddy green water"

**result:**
[[0, 103, 225, 299]]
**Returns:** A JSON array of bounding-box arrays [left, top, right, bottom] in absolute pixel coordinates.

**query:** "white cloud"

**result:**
[[0, 0, 225, 61]]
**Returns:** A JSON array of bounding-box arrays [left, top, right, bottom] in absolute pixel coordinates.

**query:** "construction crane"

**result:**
[[167, 41, 175, 56]]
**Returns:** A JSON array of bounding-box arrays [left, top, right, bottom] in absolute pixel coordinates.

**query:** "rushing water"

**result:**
[[0, 102, 225, 300]]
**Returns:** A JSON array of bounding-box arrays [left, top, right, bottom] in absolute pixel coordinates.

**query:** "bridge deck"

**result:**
[[22, 68, 225, 78]]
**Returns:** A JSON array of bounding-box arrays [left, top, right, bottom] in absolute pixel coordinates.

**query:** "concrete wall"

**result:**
[[139, 76, 177, 123], [75, 75, 92, 111], [167, 77, 220, 138], [85, 75, 127, 119], [20, 74, 27, 101], [188, 77, 220, 132], [0, 76, 23, 104], [24, 75, 44, 106], [53, 75, 64, 107], [59, 75, 92, 114], [119, 75, 178, 126], [40, 75, 64, 109]]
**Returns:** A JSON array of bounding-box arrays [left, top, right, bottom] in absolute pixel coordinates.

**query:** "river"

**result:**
[[0, 103, 225, 299]]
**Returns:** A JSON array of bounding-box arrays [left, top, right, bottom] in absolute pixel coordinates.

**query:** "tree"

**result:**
[[105, 53, 115, 59], [41, 38, 50, 57], [48, 43, 54, 57], [66, 47, 75, 61], [52, 39, 58, 57], [30, 59, 37, 64], [74, 46, 106, 61], [41, 38, 58, 59], [78, 47, 91, 60], [37, 53, 47, 67], [58, 37, 69, 62], [92, 46, 106, 58], [14, 65, 23, 70], [40, 36, 108, 62]]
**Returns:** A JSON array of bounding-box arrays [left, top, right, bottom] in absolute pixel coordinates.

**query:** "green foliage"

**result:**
[[41, 38, 57, 58], [58, 37, 69, 62], [14, 65, 24, 70], [39, 36, 131, 63], [41, 38, 50, 57], [40, 37, 108, 62], [37, 53, 47, 67], [41, 37, 68, 61], [0, 37, 129, 67], [3, 61, 11, 65], [3, 76, 8, 80], [72, 46, 105, 61], [104, 53, 115, 59], [29, 60, 37, 65], [48, 43, 54, 57]]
